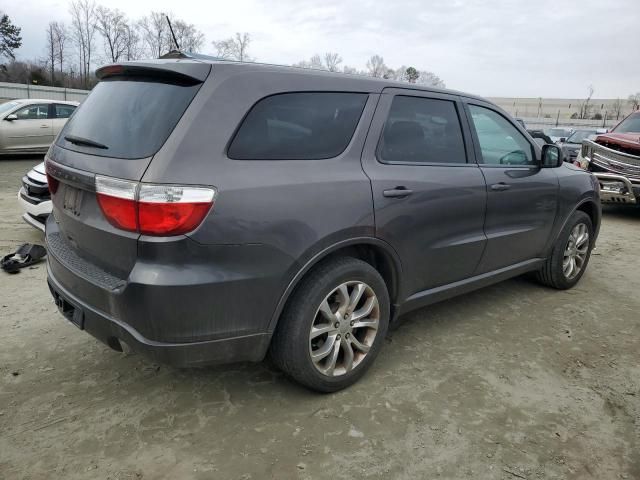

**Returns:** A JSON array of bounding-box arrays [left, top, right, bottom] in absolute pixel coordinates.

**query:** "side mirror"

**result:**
[[5, 113, 17, 121], [541, 144, 564, 168], [559, 137, 566, 143], [596, 128, 608, 134]]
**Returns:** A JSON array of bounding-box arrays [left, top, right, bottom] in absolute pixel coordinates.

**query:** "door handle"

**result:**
[[383, 187, 413, 198], [40, 125, 49, 128], [490, 182, 511, 191]]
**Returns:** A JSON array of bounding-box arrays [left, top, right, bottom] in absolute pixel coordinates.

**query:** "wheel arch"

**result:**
[[547, 197, 601, 257], [575, 199, 600, 234], [267, 237, 403, 332]]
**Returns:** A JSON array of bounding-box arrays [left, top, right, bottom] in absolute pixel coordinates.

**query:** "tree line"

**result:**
[[292, 53, 445, 87], [0, 4, 448, 91], [1, 5, 638, 105]]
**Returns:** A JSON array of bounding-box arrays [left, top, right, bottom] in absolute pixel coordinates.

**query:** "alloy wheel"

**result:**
[[563, 223, 590, 280], [308, 281, 380, 377]]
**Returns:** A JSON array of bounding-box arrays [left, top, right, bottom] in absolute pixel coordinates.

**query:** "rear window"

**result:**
[[228, 92, 368, 160], [57, 78, 201, 159]]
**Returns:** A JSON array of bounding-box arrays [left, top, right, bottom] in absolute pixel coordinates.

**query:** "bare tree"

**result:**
[[234, 33, 251, 61], [366, 55, 386, 77], [212, 32, 253, 61], [45, 22, 57, 84], [138, 11, 170, 58], [416, 70, 445, 88], [293, 54, 325, 70], [122, 23, 142, 60], [171, 19, 205, 52], [69, 0, 97, 87], [578, 84, 595, 120], [212, 38, 235, 59], [95, 6, 128, 62], [611, 98, 624, 120], [323, 52, 342, 72], [52, 22, 68, 80], [628, 93, 640, 111]]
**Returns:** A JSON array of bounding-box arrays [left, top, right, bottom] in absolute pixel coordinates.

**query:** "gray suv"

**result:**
[[45, 58, 601, 392]]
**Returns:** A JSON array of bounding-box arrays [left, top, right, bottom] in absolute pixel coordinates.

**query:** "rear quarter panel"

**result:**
[[141, 66, 381, 333]]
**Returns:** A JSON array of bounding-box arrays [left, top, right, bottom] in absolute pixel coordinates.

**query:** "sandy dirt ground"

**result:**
[[0, 157, 638, 480]]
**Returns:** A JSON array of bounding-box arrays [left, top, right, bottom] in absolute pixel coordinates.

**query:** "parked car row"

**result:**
[[517, 112, 640, 205], [0, 99, 78, 230]]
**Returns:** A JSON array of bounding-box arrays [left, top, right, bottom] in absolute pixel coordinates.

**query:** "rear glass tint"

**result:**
[[378, 96, 467, 164], [57, 78, 201, 159], [228, 92, 368, 160]]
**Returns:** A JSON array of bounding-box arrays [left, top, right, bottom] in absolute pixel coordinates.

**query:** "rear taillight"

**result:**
[[95, 175, 215, 236], [46, 173, 59, 195], [96, 176, 138, 232], [138, 184, 215, 236]]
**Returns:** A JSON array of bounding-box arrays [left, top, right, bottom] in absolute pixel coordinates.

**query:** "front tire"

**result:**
[[537, 210, 593, 289], [270, 257, 390, 393]]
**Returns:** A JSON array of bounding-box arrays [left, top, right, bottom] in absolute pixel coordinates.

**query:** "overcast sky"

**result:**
[[7, 0, 640, 98]]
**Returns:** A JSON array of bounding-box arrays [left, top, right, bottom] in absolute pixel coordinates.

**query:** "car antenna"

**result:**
[[166, 15, 180, 51]]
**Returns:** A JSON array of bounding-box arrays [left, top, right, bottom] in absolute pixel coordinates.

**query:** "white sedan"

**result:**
[[18, 162, 51, 231], [0, 99, 79, 155]]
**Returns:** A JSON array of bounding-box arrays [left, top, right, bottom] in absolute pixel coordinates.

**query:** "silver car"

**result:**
[[0, 99, 79, 155]]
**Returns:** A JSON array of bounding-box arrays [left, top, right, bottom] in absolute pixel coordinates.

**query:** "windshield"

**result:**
[[613, 113, 640, 134], [0, 101, 19, 116], [57, 77, 201, 159], [566, 130, 596, 143]]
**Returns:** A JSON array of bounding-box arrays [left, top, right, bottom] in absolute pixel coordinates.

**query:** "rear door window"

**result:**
[[228, 92, 368, 160], [54, 104, 77, 119], [378, 96, 467, 164], [57, 78, 202, 159]]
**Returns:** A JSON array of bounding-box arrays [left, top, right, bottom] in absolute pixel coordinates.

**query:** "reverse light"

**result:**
[[95, 175, 215, 236]]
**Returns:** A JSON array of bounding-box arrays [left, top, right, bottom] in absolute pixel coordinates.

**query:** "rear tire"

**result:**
[[536, 210, 593, 289], [270, 257, 390, 393]]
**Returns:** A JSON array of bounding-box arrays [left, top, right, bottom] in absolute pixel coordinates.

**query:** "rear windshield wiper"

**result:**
[[64, 134, 109, 150]]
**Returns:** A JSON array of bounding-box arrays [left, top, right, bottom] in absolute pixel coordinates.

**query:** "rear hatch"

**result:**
[[47, 60, 211, 278]]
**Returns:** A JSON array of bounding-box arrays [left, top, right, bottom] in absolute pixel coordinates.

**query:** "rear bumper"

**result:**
[[47, 264, 271, 367], [44, 217, 290, 367]]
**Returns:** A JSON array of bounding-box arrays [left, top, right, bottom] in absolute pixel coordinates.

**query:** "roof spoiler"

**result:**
[[160, 50, 228, 62], [95, 60, 211, 83]]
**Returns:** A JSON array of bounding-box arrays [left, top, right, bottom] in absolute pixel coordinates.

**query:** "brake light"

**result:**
[[96, 176, 138, 231], [46, 173, 60, 195], [95, 176, 215, 236]]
